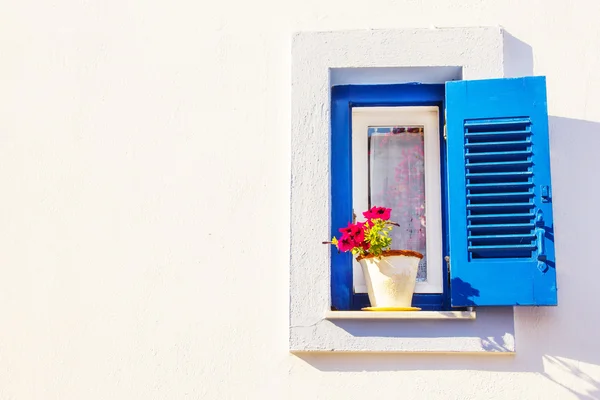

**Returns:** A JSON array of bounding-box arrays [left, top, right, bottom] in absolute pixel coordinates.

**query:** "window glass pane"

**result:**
[[368, 126, 427, 281]]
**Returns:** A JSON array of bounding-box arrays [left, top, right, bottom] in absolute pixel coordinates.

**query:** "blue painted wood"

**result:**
[[330, 83, 451, 310], [439, 91, 452, 310], [353, 293, 449, 311], [330, 86, 352, 310], [446, 76, 557, 306]]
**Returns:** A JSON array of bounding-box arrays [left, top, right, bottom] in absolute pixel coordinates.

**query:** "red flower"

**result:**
[[351, 222, 365, 242], [339, 225, 352, 235], [338, 222, 365, 243], [363, 206, 392, 221], [360, 241, 371, 251], [337, 234, 356, 252]]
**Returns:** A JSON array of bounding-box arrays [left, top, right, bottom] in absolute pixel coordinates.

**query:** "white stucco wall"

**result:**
[[1, 1, 599, 399]]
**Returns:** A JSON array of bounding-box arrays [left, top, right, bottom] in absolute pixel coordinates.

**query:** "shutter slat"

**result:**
[[466, 171, 533, 179], [465, 140, 531, 148], [467, 213, 535, 220], [467, 202, 534, 210], [464, 130, 531, 139], [466, 160, 533, 169], [465, 150, 532, 158], [468, 223, 535, 231], [468, 244, 537, 251], [466, 182, 534, 189], [467, 192, 534, 200], [468, 234, 536, 240], [464, 119, 531, 128]]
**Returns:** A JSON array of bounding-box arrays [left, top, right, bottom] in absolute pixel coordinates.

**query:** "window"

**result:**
[[290, 27, 525, 353], [331, 77, 557, 311], [351, 107, 443, 295]]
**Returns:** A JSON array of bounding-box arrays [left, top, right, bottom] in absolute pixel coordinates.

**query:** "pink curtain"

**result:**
[[369, 126, 427, 281]]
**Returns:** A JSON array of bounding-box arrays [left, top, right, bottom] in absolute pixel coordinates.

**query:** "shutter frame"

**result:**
[[446, 76, 557, 307]]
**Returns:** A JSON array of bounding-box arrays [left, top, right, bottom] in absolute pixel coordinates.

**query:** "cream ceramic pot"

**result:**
[[357, 250, 424, 308]]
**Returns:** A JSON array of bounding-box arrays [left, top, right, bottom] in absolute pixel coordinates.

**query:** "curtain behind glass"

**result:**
[[368, 126, 427, 281]]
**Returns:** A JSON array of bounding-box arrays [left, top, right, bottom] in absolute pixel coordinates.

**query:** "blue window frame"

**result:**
[[330, 77, 557, 310], [331, 83, 451, 311]]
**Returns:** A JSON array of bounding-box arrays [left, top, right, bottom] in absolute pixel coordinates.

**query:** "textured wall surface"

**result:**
[[1, 0, 599, 399]]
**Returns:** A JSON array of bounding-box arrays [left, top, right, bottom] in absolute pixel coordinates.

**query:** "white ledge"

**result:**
[[325, 311, 476, 320]]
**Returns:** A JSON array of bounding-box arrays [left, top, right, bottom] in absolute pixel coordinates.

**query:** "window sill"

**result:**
[[290, 307, 514, 353], [325, 310, 476, 320]]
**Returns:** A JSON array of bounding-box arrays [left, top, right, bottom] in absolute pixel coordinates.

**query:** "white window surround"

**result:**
[[290, 27, 519, 353], [325, 310, 475, 320], [352, 106, 443, 294]]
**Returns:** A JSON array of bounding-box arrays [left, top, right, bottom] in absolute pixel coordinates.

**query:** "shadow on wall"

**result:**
[[294, 31, 600, 399], [503, 30, 534, 78]]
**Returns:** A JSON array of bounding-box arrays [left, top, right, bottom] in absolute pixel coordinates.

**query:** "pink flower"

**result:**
[[363, 206, 392, 221]]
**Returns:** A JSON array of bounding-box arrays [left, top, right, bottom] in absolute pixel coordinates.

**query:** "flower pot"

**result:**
[[357, 250, 424, 308]]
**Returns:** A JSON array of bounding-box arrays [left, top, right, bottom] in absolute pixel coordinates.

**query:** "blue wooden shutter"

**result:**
[[446, 77, 557, 306]]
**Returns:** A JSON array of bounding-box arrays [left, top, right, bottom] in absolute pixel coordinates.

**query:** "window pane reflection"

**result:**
[[368, 126, 427, 281]]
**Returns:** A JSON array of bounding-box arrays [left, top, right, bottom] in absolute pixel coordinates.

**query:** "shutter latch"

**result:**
[[535, 210, 549, 273], [541, 185, 551, 203], [443, 109, 447, 141]]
